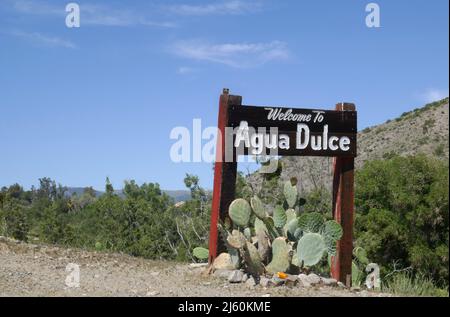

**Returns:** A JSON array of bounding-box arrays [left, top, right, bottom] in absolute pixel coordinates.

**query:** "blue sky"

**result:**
[[0, 0, 448, 191]]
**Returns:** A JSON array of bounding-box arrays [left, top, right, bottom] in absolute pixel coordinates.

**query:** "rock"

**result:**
[[271, 276, 285, 287], [351, 286, 361, 292], [285, 275, 299, 287], [189, 263, 208, 269], [321, 278, 338, 287], [146, 291, 160, 296], [213, 253, 235, 270], [213, 269, 233, 279], [245, 276, 257, 288], [262, 294, 271, 297], [260, 276, 275, 288], [150, 272, 160, 277], [298, 274, 311, 288], [242, 274, 249, 283], [307, 273, 321, 285], [228, 270, 245, 283]]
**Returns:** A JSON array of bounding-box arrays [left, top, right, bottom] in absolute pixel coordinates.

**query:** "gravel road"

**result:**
[[0, 237, 391, 297]]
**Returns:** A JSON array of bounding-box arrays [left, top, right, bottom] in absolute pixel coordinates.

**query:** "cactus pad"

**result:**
[[266, 238, 290, 274], [298, 212, 324, 233], [250, 196, 267, 220], [227, 230, 247, 249], [243, 241, 265, 275], [297, 233, 326, 267], [193, 247, 209, 260], [274, 205, 287, 228], [323, 220, 343, 241], [228, 198, 251, 227], [283, 179, 298, 208]]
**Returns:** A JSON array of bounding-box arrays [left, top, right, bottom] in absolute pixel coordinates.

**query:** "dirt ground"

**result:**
[[0, 237, 391, 297]]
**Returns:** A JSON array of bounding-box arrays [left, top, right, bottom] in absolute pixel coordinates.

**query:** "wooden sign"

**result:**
[[209, 89, 357, 286], [228, 104, 357, 157]]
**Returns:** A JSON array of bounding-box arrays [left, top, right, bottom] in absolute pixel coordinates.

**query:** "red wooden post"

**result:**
[[331, 102, 356, 286], [208, 89, 241, 264]]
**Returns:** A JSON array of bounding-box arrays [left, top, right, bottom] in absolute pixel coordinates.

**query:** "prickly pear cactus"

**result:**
[[193, 247, 209, 261], [256, 230, 270, 262], [297, 233, 327, 267], [283, 178, 298, 208], [266, 238, 290, 274], [273, 205, 287, 228], [286, 218, 302, 242], [228, 198, 251, 227], [262, 217, 280, 240], [243, 241, 265, 275], [227, 229, 246, 249], [243, 227, 252, 240], [250, 196, 267, 220], [228, 248, 241, 269], [323, 220, 343, 241], [254, 217, 267, 235], [323, 220, 343, 256], [298, 212, 324, 233], [285, 209, 296, 224]]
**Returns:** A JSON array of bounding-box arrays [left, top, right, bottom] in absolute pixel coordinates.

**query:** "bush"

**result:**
[[0, 176, 211, 263], [355, 155, 449, 287]]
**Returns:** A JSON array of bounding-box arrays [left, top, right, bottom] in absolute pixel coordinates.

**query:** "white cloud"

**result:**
[[421, 88, 449, 103], [177, 66, 197, 75], [171, 40, 289, 68], [9, 30, 77, 49], [5, 0, 176, 28], [166, 0, 262, 16], [80, 4, 176, 28], [7, 0, 62, 15]]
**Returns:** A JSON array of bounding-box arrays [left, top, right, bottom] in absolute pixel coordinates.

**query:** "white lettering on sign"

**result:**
[[234, 121, 351, 153], [234, 121, 290, 155], [265, 108, 312, 123], [297, 124, 351, 152]]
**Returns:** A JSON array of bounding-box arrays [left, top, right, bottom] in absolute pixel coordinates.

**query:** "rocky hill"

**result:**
[[249, 98, 449, 194]]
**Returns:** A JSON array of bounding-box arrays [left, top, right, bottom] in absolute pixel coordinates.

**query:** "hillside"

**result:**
[[249, 98, 449, 194]]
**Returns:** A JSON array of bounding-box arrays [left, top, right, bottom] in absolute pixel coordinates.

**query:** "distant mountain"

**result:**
[[248, 98, 449, 193], [65, 188, 191, 203], [162, 190, 192, 202]]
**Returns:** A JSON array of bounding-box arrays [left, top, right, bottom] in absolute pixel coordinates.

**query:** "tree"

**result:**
[[105, 177, 114, 195]]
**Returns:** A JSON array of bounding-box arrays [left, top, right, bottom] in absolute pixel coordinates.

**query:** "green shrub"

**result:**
[[355, 155, 449, 288]]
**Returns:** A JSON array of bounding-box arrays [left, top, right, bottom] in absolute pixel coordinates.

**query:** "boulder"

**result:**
[[213, 269, 234, 279], [298, 274, 311, 288], [228, 270, 245, 283], [321, 278, 338, 287], [213, 253, 235, 270], [306, 273, 321, 285], [285, 275, 299, 287], [271, 276, 285, 287]]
